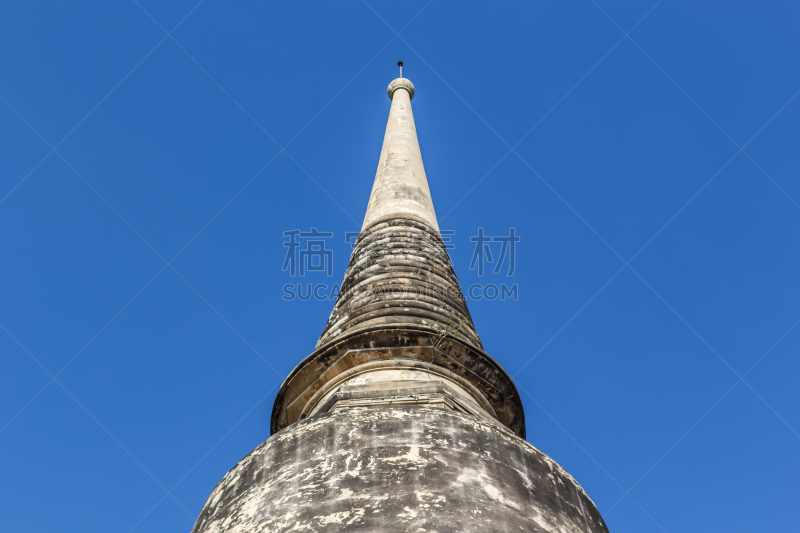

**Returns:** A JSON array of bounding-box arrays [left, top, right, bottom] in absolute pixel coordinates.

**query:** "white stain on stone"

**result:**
[[396, 506, 418, 519], [314, 508, 365, 526]]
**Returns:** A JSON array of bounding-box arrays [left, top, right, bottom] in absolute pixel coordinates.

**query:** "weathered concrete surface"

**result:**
[[362, 78, 437, 232], [273, 331, 526, 439], [312, 374, 491, 420], [318, 218, 481, 350], [191, 406, 608, 533]]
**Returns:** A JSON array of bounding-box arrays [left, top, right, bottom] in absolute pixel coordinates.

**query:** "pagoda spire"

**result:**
[[316, 76, 481, 350], [362, 77, 439, 232], [270, 74, 525, 440], [191, 70, 608, 533]]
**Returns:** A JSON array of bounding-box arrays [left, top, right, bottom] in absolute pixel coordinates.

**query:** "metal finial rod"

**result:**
[[398, 61, 403, 78]]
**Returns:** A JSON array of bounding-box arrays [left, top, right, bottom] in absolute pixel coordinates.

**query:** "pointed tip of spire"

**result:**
[[388, 78, 415, 100]]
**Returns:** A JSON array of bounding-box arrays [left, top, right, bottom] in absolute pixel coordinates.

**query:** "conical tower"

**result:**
[[191, 76, 608, 533], [315, 77, 483, 352]]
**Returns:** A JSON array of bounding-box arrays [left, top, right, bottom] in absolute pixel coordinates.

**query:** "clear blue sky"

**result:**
[[2, 1, 799, 531]]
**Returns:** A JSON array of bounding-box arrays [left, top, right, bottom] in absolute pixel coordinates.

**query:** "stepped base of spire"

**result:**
[[271, 327, 526, 439]]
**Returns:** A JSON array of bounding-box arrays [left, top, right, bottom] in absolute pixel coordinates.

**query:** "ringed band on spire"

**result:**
[[388, 78, 415, 100]]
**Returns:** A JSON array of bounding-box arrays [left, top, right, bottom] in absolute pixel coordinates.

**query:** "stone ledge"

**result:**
[[316, 379, 487, 420]]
